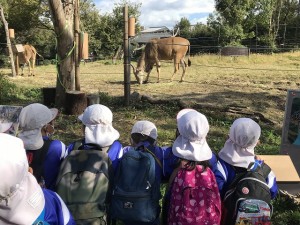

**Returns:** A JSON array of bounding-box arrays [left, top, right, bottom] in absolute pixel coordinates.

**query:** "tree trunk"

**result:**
[[48, 0, 75, 109], [0, 5, 16, 77]]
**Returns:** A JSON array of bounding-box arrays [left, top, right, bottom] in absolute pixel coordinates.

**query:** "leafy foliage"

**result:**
[[0, 74, 42, 105]]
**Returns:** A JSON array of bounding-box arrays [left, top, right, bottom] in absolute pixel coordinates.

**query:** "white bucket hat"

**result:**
[[78, 104, 120, 147], [0, 122, 13, 133], [218, 118, 261, 168], [0, 105, 23, 134], [131, 120, 158, 140], [18, 103, 58, 150], [172, 109, 212, 162], [0, 133, 45, 224]]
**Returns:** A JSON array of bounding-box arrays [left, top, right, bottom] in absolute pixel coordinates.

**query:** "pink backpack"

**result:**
[[168, 165, 221, 225]]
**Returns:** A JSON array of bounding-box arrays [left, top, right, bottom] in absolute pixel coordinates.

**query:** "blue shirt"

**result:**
[[43, 137, 68, 190], [34, 189, 75, 225]]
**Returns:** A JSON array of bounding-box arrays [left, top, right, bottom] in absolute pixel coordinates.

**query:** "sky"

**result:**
[[93, 0, 216, 29]]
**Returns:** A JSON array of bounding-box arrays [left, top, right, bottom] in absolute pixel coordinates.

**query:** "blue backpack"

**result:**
[[110, 147, 161, 223]]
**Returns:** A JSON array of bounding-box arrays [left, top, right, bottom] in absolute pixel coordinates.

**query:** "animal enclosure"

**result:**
[[2, 52, 300, 134]]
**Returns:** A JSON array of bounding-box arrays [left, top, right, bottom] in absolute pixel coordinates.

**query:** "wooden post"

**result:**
[[65, 91, 87, 115], [123, 5, 130, 106], [0, 5, 16, 77], [74, 0, 81, 91]]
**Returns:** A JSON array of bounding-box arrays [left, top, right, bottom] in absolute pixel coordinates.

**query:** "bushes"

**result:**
[[0, 75, 42, 105], [272, 195, 300, 225]]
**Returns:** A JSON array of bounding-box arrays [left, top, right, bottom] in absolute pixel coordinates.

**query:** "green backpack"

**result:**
[[56, 143, 112, 225]]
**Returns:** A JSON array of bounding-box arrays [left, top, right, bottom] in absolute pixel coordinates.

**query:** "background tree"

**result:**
[[48, 0, 75, 108], [79, 0, 102, 57], [96, 0, 142, 58], [214, 0, 256, 45], [174, 17, 192, 38]]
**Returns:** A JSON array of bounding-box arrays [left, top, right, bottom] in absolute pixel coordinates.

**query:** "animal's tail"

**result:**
[[36, 52, 44, 60]]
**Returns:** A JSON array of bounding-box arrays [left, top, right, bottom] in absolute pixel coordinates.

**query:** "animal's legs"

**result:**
[[32, 56, 36, 76], [144, 70, 152, 83], [15, 55, 20, 76], [180, 59, 187, 82], [21, 63, 26, 76], [28, 61, 32, 76], [171, 60, 180, 81], [156, 61, 161, 83]]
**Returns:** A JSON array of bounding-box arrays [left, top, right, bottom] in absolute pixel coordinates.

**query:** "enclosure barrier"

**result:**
[[220, 46, 250, 57]]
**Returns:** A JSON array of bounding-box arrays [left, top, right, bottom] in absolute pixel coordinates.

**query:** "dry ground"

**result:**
[[2, 52, 300, 133]]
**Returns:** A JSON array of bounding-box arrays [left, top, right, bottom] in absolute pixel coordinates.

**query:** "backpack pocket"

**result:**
[[235, 199, 272, 225], [110, 187, 157, 222]]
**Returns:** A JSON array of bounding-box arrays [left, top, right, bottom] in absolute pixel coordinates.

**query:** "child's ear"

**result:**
[[28, 167, 33, 174]]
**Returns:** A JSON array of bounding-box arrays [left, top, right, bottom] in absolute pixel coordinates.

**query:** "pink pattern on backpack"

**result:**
[[168, 165, 221, 225]]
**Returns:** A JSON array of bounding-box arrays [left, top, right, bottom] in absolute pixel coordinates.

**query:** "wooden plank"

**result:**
[[258, 155, 300, 182]]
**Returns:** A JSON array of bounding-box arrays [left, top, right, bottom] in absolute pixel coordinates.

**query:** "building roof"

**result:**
[[141, 26, 170, 33], [132, 26, 172, 43]]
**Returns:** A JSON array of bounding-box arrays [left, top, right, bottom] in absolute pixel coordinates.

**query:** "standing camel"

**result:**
[[15, 44, 37, 76], [132, 37, 191, 84]]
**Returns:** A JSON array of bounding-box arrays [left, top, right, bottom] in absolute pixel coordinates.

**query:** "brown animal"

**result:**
[[132, 37, 191, 84], [15, 44, 37, 76]]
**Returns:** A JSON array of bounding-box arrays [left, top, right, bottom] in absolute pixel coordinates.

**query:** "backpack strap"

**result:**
[[73, 140, 83, 150], [228, 161, 271, 191], [144, 147, 163, 169], [248, 161, 271, 179], [74, 140, 111, 152], [27, 139, 52, 185]]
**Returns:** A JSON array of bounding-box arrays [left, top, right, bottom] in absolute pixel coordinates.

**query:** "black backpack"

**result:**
[[26, 139, 52, 187], [222, 162, 273, 225]]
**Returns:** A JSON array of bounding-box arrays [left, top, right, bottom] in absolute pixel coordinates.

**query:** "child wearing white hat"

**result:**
[[214, 117, 278, 199], [17, 103, 68, 190], [0, 133, 75, 225], [165, 109, 221, 225], [66, 104, 122, 170], [113, 120, 177, 225]]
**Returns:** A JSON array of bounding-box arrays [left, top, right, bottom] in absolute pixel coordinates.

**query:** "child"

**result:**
[[214, 118, 278, 225], [111, 120, 174, 225], [17, 103, 67, 190], [214, 117, 278, 199], [59, 104, 122, 224], [66, 104, 122, 169], [0, 133, 75, 225], [167, 109, 221, 225]]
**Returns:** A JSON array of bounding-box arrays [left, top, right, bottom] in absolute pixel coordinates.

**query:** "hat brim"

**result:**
[[18, 129, 44, 150], [85, 124, 120, 147], [50, 108, 58, 121], [172, 135, 212, 162], [0, 122, 13, 133], [218, 139, 255, 168]]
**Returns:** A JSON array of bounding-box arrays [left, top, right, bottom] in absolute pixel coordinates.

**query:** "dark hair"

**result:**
[[131, 133, 156, 145], [177, 158, 210, 171]]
